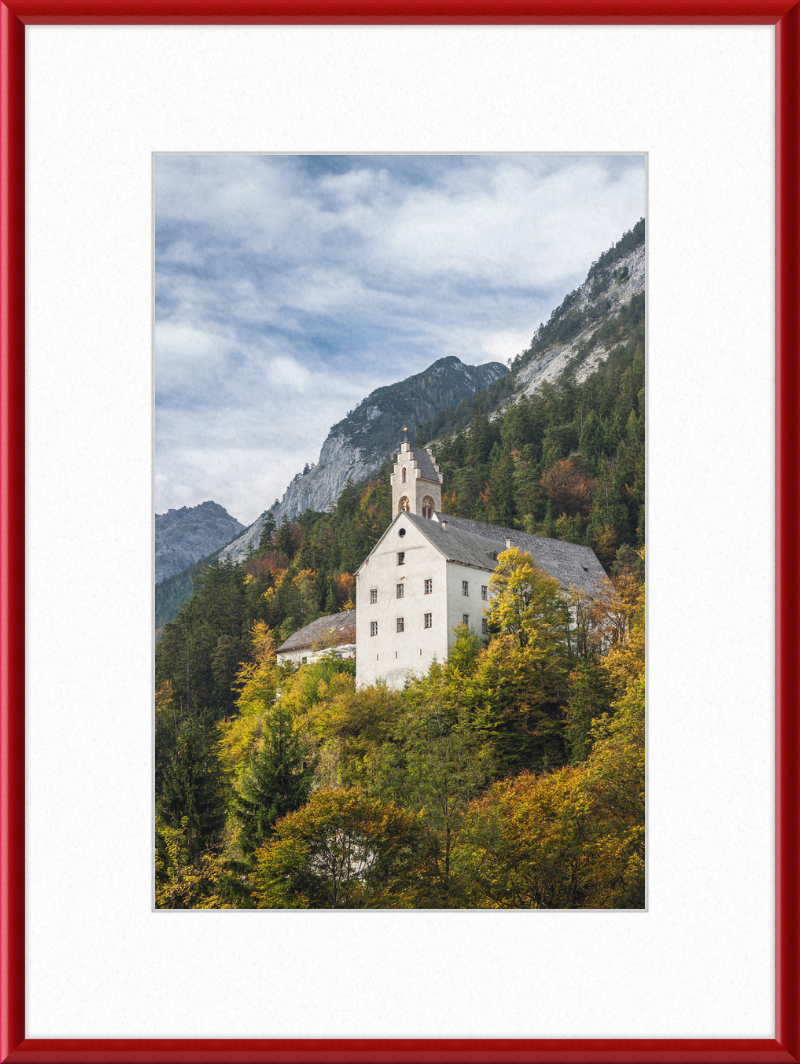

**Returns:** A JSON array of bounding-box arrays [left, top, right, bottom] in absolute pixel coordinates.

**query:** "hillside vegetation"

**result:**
[[155, 221, 646, 908]]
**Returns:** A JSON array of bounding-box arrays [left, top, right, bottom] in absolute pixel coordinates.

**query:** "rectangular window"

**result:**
[[396, 584, 404, 598], [462, 580, 469, 596], [370, 588, 378, 604], [397, 617, 404, 632], [301, 656, 307, 665], [424, 578, 433, 594], [424, 613, 432, 629], [463, 614, 469, 627], [397, 552, 405, 565], [370, 621, 378, 636], [482, 618, 489, 635], [481, 585, 488, 600]]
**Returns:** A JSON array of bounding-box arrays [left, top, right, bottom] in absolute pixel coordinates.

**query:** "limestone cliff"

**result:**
[[221, 356, 507, 561], [513, 239, 645, 399]]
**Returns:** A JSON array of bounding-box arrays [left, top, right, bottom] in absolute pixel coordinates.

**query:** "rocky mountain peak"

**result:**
[[221, 355, 507, 562], [155, 500, 244, 583]]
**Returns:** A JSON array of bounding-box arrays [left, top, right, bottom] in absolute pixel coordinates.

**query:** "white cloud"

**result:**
[[155, 154, 645, 520]]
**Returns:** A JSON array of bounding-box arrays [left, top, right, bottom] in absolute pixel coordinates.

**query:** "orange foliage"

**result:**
[[540, 458, 596, 517], [244, 551, 290, 578], [334, 572, 355, 606]]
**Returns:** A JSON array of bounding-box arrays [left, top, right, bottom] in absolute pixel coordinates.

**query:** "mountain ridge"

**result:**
[[155, 500, 245, 583], [220, 355, 507, 561]]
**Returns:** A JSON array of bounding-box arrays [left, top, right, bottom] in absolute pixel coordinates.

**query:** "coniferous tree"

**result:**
[[565, 654, 614, 763], [258, 511, 277, 554], [159, 715, 224, 862], [232, 702, 316, 858]]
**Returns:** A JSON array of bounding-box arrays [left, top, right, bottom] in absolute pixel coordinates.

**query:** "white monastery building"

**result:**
[[355, 440, 607, 689]]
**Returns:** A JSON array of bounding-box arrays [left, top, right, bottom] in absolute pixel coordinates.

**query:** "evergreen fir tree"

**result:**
[[258, 511, 277, 554], [232, 702, 316, 858], [159, 715, 224, 862]]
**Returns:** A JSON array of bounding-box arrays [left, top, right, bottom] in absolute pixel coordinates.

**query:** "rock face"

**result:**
[[515, 242, 645, 398], [155, 501, 244, 583], [222, 355, 507, 561]]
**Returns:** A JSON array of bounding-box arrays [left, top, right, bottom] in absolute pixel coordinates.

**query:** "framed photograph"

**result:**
[[2, 3, 797, 1062]]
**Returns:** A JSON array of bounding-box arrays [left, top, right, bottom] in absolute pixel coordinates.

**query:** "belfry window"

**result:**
[[422, 495, 435, 519], [398, 496, 410, 514]]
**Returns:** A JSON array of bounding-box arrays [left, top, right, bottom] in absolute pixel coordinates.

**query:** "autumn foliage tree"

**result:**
[[251, 789, 423, 908]]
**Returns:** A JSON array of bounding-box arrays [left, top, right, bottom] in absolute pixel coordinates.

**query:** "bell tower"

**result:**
[[390, 430, 443, 519]]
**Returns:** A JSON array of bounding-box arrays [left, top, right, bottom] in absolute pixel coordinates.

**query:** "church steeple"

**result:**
[[391, 439, 442, 519]]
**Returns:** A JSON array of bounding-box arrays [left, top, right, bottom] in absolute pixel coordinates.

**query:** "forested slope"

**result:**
[[154, 220, 646, 909]]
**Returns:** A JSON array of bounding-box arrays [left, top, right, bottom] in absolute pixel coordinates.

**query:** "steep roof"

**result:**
[[409, 445, 441, 483], [276, 610, 357, 654], [404, 513, 501, 571], [430, 513, 607, 595]]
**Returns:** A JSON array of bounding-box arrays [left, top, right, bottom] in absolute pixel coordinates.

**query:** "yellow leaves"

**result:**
[[216, 622, 282, 784], [250, 788, 421, 909], [248, 619, 277, 665], [487, 547, 569, 651], [155, 680, 177, 727], [155, 819, 234, 909], [462, 639, 645, 909]]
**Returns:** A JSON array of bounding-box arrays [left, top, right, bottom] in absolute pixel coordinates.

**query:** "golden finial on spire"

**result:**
[[403, 426, 408, 441]]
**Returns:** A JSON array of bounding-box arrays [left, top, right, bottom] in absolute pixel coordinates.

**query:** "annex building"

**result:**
[[275, 610, 356, 666], [354, 439, 607, 689]]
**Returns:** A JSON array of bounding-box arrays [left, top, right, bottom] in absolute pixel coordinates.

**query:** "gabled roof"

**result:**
[[431, 513, 607, 595], [403, 512, 500, 571], [408, 446, 441, 483], [356, 511, 607, 597], [276, 610, 357, 654]]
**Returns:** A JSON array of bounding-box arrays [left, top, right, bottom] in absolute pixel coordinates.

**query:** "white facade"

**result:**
[[354, 441, 607, 689], [276, 643, 356, 667], [355, 511, 491, 688]]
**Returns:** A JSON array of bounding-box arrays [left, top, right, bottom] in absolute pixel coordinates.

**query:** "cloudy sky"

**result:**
[[155, 154, 645, 525]]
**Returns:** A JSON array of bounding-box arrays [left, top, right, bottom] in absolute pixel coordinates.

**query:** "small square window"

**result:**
[[424, 613, 432, 629], [482, 619, 489, 635], [397, 617, 405, 633], [481, 585, 488, 601], [301, 656, 307, 665], [463, 614, 469, 627], [462, 580, 469, 596], [397, 552, 405, 565], [370, 588, 378, 604], [424, 579, 433, 594], [396, 584, 404, 599], [370, 621, 378, 636]]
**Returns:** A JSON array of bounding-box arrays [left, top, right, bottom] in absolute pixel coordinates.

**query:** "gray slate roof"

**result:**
[[409, 446, 441, 483], [403, 512, 607, 595], [276, 610, 357, 654]]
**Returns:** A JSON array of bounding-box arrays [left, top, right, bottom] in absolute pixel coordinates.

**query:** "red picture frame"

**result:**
[[1, 5, 797, 1063]]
